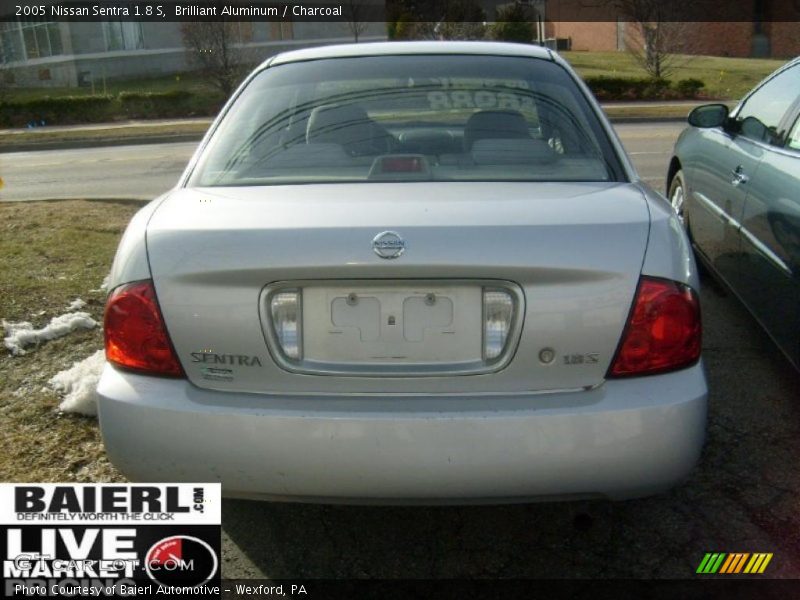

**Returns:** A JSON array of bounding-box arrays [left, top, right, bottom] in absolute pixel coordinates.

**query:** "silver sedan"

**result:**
[[97, 42, 706, 503]]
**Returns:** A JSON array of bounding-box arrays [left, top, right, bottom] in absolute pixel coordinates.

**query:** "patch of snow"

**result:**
[[90, 274, 111, 294], [2, 312, 97, 355], [49, 350, 105, 416], [67, 298, 86, 311]]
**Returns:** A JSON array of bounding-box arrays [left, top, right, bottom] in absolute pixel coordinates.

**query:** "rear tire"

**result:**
[[669, 169, 708, 280], [668, 169, 688, 226]]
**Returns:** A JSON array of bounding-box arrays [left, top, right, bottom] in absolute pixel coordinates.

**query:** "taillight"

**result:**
[[104, 280, 184, 377], [608, 276, 701, 377]]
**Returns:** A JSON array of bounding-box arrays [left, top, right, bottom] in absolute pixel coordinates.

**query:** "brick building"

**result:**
[[545, 0, 800, 58]]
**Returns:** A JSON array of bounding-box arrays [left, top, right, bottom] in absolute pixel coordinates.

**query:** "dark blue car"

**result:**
[[668, 57, 800, 371]]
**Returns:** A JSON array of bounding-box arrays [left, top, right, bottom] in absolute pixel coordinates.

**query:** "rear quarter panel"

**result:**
[[639, 182, 700, 290]]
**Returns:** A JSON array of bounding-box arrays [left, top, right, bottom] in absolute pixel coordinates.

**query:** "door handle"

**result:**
[[731, 165, 749, 186]]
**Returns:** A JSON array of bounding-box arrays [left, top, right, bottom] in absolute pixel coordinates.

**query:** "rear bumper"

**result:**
[[97, 363, 707, 504]]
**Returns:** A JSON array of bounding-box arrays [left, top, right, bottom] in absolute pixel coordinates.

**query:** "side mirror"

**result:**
[[688, 104, 730, 128]]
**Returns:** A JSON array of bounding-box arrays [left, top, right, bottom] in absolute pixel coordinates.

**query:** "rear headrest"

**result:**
[[307, 104, 371, 145], [464, 110, 530, 151]]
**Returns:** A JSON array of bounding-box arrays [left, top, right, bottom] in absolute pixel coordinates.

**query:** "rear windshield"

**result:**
[[189, 54, 623, 186]]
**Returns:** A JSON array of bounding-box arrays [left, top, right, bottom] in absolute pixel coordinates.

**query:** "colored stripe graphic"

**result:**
[[734, 553, 750, 573], [698, 552, 773, 574], [696, 553, 713, 573], [744, 553, 773, 574], [713, 553, 727, 573], [719, 553, 749, 573], [759, 554, 773, 573], [718, 554, 735, 574], [697, 553, 727, 574]]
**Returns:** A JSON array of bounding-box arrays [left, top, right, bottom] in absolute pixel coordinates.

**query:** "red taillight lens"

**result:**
[[104, 280, 183, 377], [608, 276, 701, 377]]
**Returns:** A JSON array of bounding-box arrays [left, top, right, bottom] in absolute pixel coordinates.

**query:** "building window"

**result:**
[[0, 20, 62, 63], [0, 23, 24, 63], [103, 21, 144, 51]]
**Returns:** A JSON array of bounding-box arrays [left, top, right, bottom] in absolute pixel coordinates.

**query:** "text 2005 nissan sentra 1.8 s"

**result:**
[[97, 42, 707, 504]]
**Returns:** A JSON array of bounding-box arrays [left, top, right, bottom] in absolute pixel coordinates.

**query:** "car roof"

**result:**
[[266, 41, 555, 68]]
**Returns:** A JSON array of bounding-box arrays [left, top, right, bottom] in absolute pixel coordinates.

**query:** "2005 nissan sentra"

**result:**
[[97, 42, 707, 504]]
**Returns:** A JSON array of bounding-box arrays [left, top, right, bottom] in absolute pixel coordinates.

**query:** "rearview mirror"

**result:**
[[688, 104, 729, 128]]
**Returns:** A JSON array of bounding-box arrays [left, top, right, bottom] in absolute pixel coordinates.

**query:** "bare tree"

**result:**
[[181, 21, 248, 96], [344, 0, 370, 42], [615, 0, 695, 80]]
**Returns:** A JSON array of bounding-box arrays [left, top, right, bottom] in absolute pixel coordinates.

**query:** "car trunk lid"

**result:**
[[146, 181, 650, 394]]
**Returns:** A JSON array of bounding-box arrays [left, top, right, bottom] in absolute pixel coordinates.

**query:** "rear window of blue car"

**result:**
[[189, 54, 624, 186]]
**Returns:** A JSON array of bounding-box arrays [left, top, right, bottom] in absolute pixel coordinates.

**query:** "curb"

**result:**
[[0, 132, 204, 153]]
